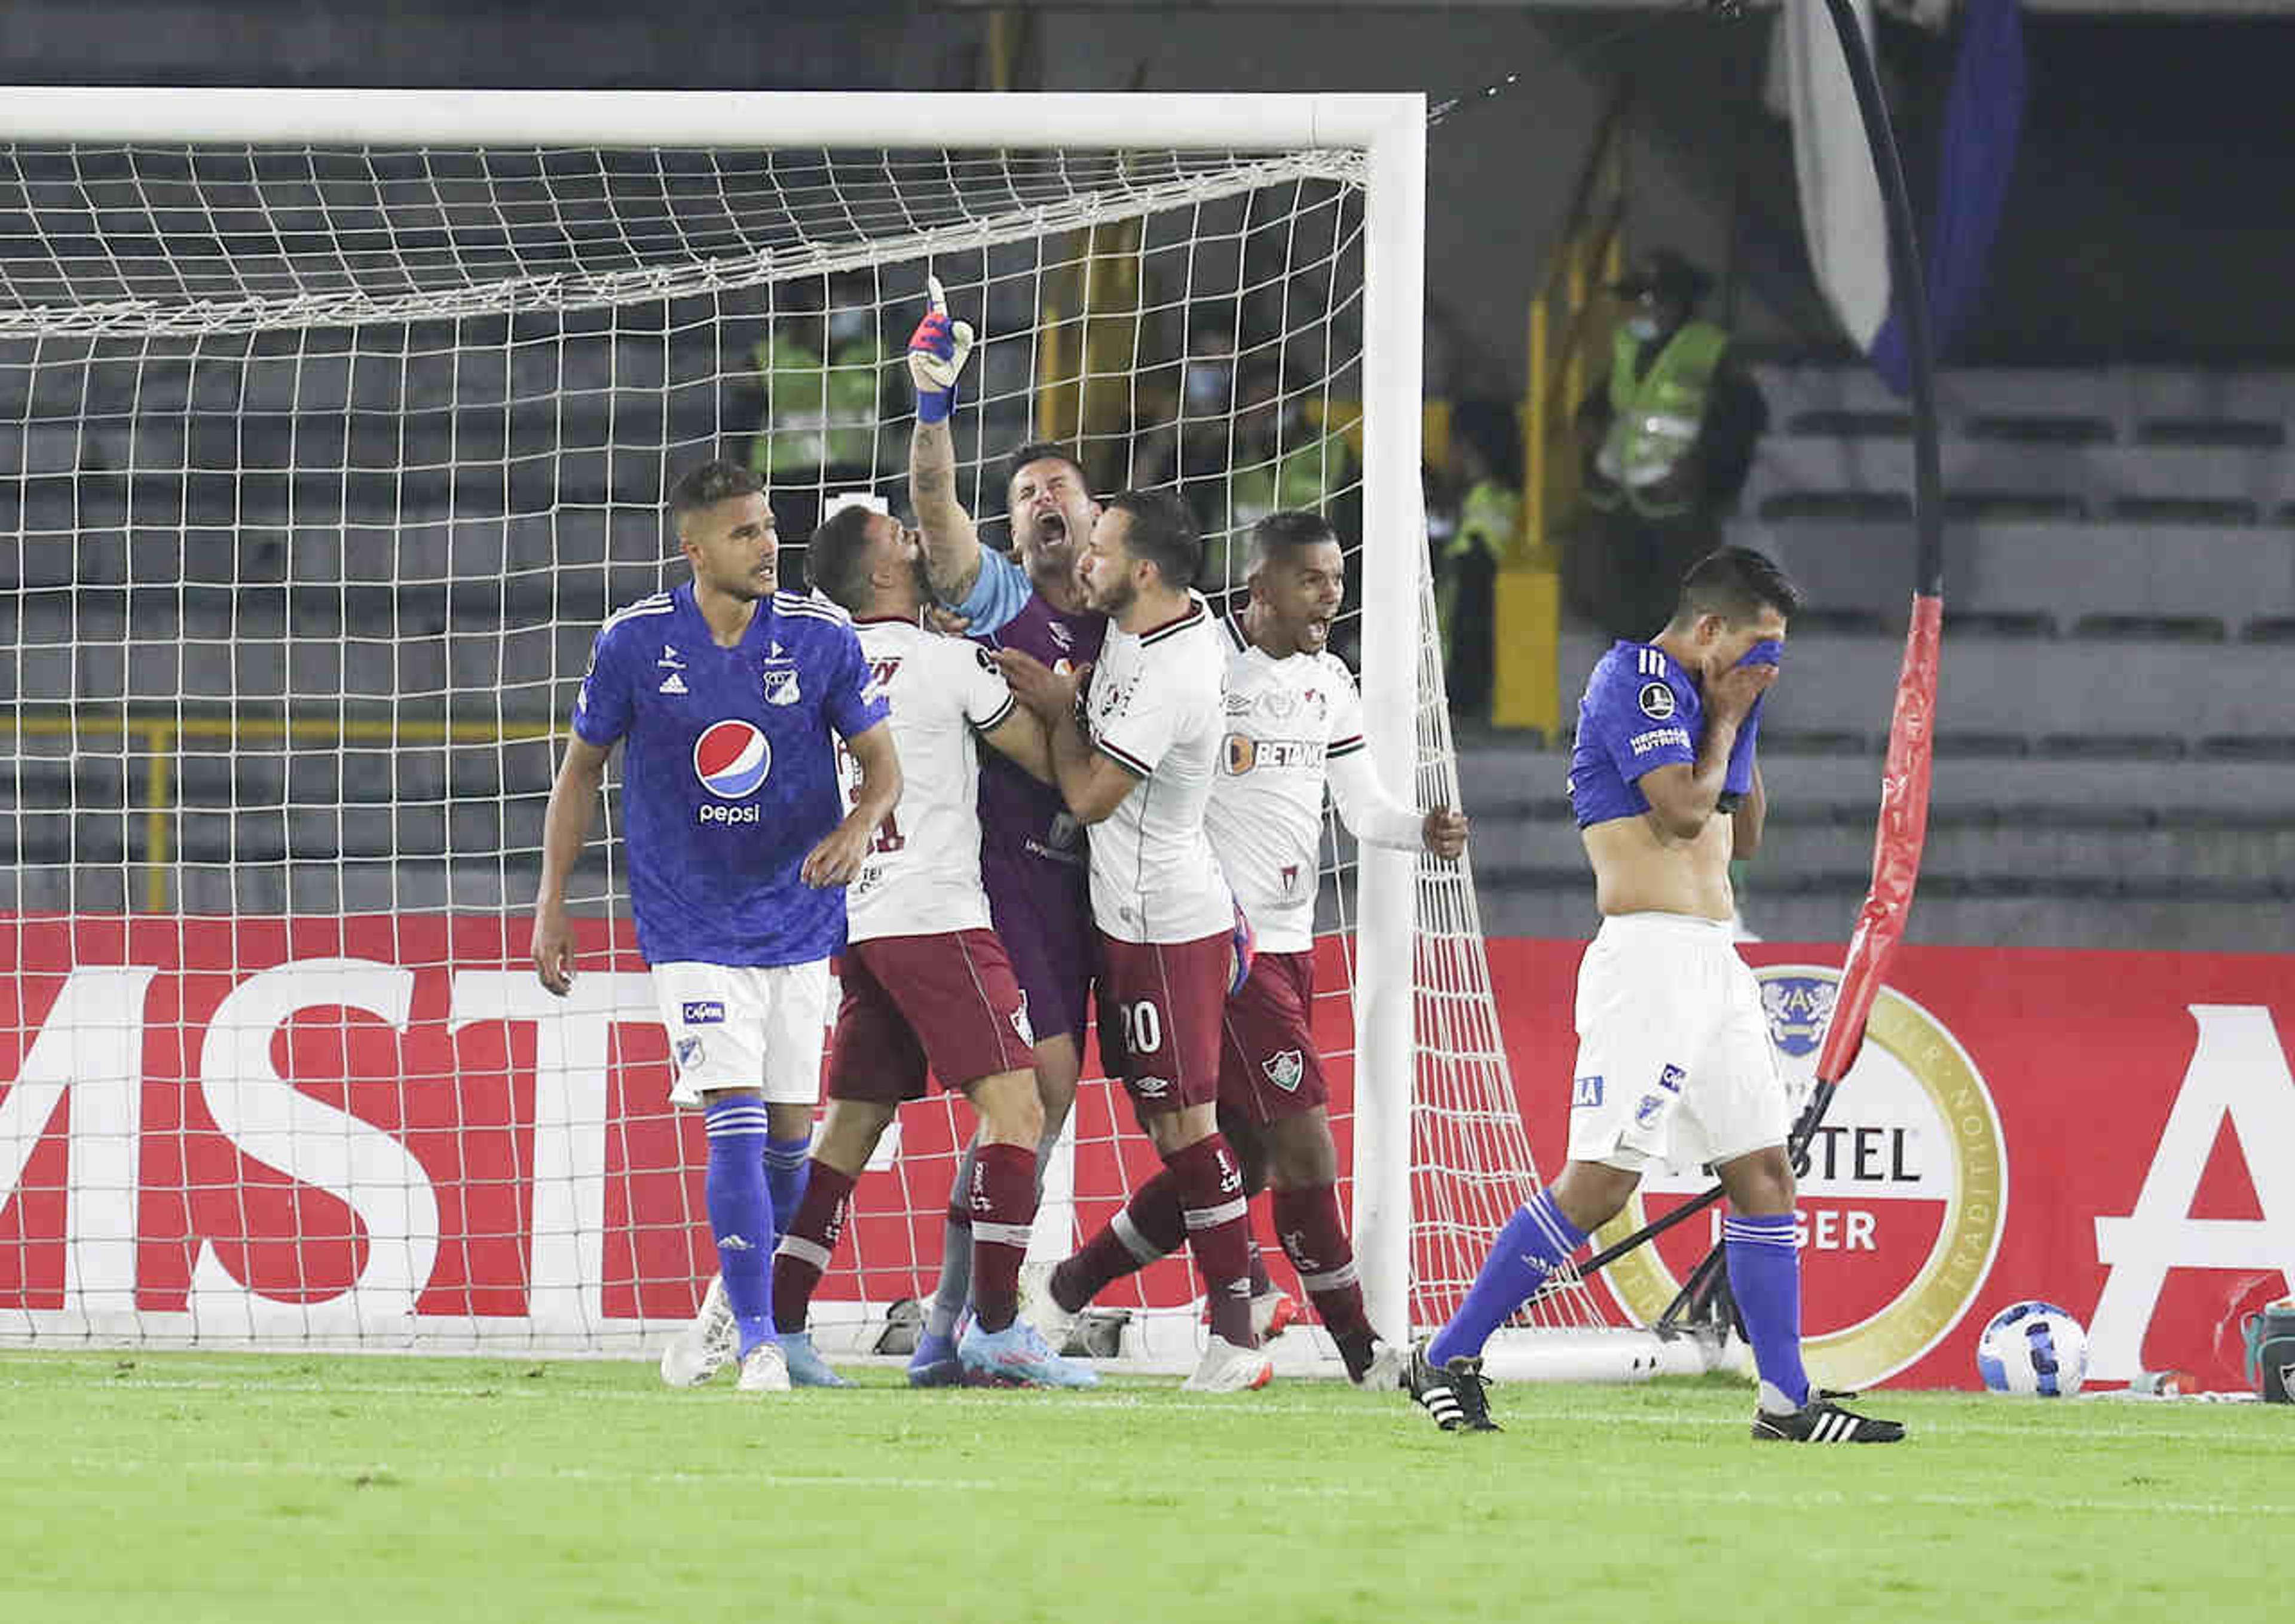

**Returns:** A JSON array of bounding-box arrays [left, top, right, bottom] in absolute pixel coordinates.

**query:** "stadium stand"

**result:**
[[1470, 364, 2295, 951], [8, 345, 2294, 951]]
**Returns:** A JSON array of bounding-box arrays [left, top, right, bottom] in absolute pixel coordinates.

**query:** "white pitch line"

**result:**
[[0, 1369, 2281, 1448], [0, 1454, 2283, 1518]]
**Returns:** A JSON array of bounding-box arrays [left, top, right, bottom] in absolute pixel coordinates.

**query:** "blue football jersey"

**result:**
[[571, 584, 889, 967], [1566, 641, 1701, 829]]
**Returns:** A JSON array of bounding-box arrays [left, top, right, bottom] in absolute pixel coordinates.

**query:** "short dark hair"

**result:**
[[1672, 546, 1804, 627], [806, 504, 880, 614], [668, 459, 764, 523], [1248, 509, 1341, 573], [1004, 440, 1088, 494], [1104, 489, 1202, 591]]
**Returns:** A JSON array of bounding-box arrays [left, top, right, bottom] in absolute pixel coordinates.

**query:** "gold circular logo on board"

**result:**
[[1591, 965, 2008, 1390]]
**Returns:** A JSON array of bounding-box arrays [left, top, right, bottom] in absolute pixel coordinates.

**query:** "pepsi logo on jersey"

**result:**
[[692, 719, 772, 816]]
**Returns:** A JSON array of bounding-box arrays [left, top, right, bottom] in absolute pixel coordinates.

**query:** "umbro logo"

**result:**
[[659, 672, 688, 694]]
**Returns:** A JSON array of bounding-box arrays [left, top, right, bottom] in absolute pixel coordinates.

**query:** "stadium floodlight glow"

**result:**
[[0, 88, 1656, 1375]]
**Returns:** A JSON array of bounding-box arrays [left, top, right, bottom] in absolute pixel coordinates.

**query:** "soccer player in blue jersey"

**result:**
[[531, 459, 899, 1396], [1404, 547, 1904, 1443]]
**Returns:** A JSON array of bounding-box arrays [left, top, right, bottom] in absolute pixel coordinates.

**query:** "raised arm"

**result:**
[[531, 733, 613, 994], [905, 275, 985, 600]]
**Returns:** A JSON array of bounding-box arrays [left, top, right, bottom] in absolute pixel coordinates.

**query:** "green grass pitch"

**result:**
[[1, 1351, 2285, 1623]]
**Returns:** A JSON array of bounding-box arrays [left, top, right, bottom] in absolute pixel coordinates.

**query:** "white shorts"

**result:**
[[1564, 912, 1791, 1173], [651, 960, 833, 1108]]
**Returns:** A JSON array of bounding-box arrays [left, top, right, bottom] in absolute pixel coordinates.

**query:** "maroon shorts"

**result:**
[[1094, 929, 1232, 1117], [1217, 950, 1331, 1125], [826, 929, 1036, 1103]]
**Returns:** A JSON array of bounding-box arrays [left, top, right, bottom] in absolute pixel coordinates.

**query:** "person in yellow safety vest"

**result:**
[[1434, 400, 1521, 719], [1570, 248, 1768, 643], [751, 301, 888, 494]]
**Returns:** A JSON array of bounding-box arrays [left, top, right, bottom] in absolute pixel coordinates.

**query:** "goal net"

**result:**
[[0, 90, 1611, 1367]]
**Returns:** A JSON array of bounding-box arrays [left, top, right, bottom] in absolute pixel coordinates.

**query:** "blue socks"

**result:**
[[705, 1098, 776, 1358], [1428, 1189, 1587, 1366], [1724, 1212, 1812, 1411], [765, 1132, 813, 1248]]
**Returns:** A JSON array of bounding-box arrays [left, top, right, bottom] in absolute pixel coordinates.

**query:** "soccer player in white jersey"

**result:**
[[1403, 546, 1904, 1442], [996, 489, 1271, 1392], [531, 459, 899, 1396], [1019, 511, 1465, 1387], [753, 502, 1098, 1388]]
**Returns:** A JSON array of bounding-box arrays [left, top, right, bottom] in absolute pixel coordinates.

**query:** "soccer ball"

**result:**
[[1976, 1301, 2089, 1397]]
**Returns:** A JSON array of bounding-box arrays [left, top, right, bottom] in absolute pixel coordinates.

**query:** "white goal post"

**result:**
[[0, 87, 1654, 1373]]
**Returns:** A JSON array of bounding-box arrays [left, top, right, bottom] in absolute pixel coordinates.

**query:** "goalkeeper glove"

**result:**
[[906, 274, 975, 425]]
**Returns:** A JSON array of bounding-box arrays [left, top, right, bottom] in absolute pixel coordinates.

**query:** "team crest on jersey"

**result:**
[[1264, 690, 1299, 719], [1633, 1093, 1669, 1129], [1281, 862, 1300, 893], [1638, 681, 1676, 721], [674, 1035, 705, 1071], [693, 719, 772, 798], [762, 664, 802, 706], [1047, 621, 1075, 651], [657, 645, 685, 669], [1262, 1049, 1305, 1093], [1223, 734, 1258, 775]]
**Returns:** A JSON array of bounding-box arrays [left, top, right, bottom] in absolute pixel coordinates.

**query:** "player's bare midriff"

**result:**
[[1581, 809, 1736, 923]]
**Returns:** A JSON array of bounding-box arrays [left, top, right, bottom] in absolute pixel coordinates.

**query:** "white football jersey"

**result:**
[[1084, 595, 1235, 945], [1204, 627, 1366, 952], [841, 617, 1015, 942]]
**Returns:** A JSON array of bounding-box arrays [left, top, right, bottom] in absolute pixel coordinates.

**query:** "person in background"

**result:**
[[751, 272, 889, 541], [1570, 249, 1768, 644], [1435, 400, 1522, 721]]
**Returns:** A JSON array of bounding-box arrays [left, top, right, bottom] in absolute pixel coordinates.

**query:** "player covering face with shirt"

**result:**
[[1402, 546, 1904, 1443]]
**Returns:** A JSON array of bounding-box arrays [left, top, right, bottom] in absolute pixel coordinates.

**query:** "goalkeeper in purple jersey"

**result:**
[[531, 459, 898, 1397], [899, 277, 1119, 1383], [1403, 547, 1903, 1443]]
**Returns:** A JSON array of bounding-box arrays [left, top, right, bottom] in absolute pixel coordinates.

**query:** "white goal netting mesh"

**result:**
[[0, 133, 1605, 1354]]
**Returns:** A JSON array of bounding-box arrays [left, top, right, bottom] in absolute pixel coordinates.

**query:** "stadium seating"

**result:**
[[7, 354, 2293, 948], [1466, 365, 2295, 951]]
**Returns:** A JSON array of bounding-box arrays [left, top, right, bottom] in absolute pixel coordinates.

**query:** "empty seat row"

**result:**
[[1742, 436, 2295, 517], [1749, 364, 2295, 441], [0, 325, 740, 421], [1738, 518, 2295, 629]]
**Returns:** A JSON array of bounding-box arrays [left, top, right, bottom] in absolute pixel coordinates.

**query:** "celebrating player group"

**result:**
[[531, 277, 1901, 1441]]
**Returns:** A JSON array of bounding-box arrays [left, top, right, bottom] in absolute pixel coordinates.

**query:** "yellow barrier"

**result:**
[[1496, 88, 1631, 737]]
